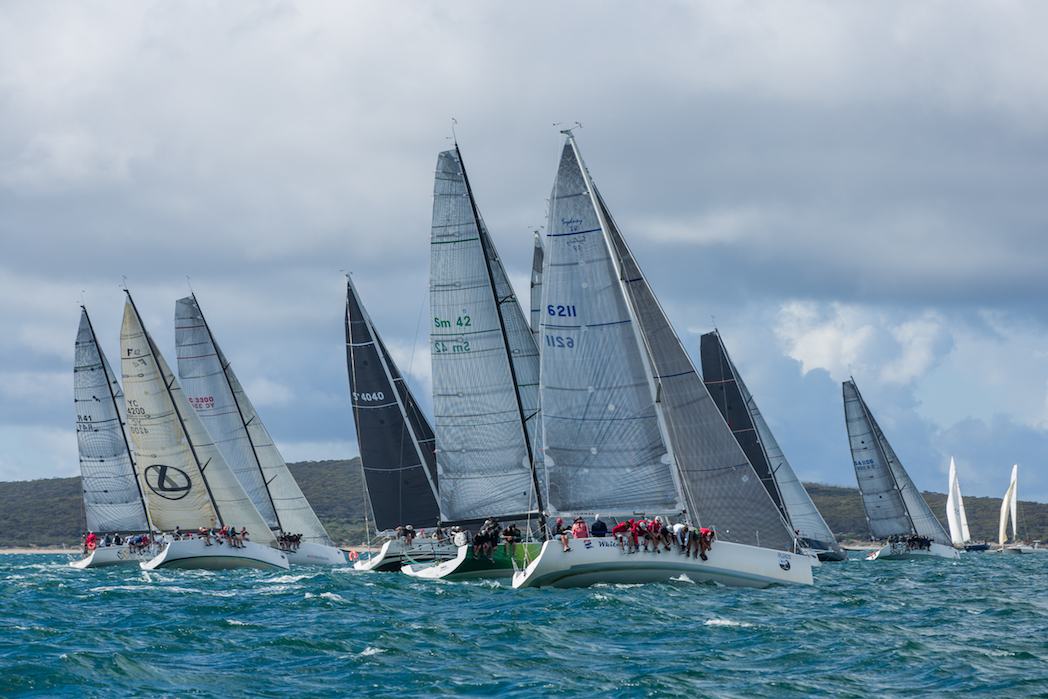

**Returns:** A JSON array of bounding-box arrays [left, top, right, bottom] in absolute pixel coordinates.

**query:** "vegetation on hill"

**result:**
[[3, 464, 1047, 548]]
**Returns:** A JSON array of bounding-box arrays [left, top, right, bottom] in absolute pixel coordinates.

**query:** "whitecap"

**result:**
[[359, 647, 384, 657], [704, 618, 752, 628]]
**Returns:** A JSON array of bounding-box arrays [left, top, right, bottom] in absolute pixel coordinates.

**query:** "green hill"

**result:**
[[2, 466, 1047, 548], [0, 459, 368, 549]]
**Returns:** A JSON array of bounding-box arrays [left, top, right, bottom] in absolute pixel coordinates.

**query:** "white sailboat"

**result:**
[[999, 465, 1047, 553], [512, 134, 812, 589], [120, 293, 289, 571], [345, 275, 457, 572], [403, 145, 547, 582], [174, 295, 345, 566], [70, 307, 154, 569], [701, 330, 846, 562], [945, 457, 971, 547], [843, 379, 958, 560]]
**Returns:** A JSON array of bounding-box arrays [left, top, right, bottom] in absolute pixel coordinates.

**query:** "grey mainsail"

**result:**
[[429, 147, 544, 523], [175, 295, 335, 546], [701, 331, 842, 555], [843, 378, 950, 544], [75, 307, 150, 533], [345, 275, 440, 531]]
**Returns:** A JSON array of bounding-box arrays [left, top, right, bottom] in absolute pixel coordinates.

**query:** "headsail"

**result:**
[[345, 276, 441, 531], [120, 293, 276, 544], [175, 295, 335, 546], [530, 231, 544, 338], [75, 307, 150, 533], [701, 330, 842, 555], [429, 147, 543, 523], [843, 379, 949, 544], [999, 464, 1018, 545], [945, 457, 970, 545]]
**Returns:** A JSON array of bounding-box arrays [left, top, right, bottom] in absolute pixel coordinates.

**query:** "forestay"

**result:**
[[75, 308, 150, 533], [121, 295, 276, 544], [346, 276, 440, 531], [429, 148, 542, 522], [176, 296, 334, 546]]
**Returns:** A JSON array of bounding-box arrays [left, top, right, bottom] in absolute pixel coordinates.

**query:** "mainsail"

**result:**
[[999, 464, 1018, 545], [75, 307, 150, 533], [700, 331, 842, 555], [539, 134, 794, 550], [530, 231, 544, 338], [429, 147, 544, 523], [175, 295, 334, 546], [945, 457, 970, 546], [120, 293, 276, 544], [843, 379, 949, 544], [345, 275, 440, 531]]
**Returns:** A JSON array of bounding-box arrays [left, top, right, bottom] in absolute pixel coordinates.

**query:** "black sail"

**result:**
[[345, 277, 440, 531]]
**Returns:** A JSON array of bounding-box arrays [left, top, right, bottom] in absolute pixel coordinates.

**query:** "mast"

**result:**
[[564, 132, 688, 514], [125, 290, 225, 527], [455, 144, 547, 535]]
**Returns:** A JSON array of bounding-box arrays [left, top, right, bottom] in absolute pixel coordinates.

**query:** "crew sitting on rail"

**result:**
[[590, 515, 608, 538], [571, 517, 589, 540], [698, 527, 714, 561], [552, 518, 572, 552], [502, 523, 521, 556], [611, 519, 632, 551]]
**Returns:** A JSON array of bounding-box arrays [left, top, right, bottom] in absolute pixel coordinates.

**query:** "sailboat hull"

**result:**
[[403, 543, 542, 581], [1002, 545, 1048, 554], [353, 538, 458, 572], [866, 541, 960, 561], [512, 538, 813, 589], [284, 542, 348, 566], [140, 538, 290, 571], [69, 545, 152, 569]]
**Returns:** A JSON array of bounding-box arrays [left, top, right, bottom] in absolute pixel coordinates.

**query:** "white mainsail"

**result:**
[[175, 295, 334, 546], [75, 307, 150, 533], [429, 147, 543, 523], [843, 379, 950, 545], [999, 464, 1018, 545], [120, 294, 276, 544], [945, 457, 971, 546]]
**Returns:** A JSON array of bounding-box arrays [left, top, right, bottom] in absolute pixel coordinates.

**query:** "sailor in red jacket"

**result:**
[[611, 519, 632, 552]]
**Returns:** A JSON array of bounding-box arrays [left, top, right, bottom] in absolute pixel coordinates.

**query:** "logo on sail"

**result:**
[[144, 464, 192, 500]]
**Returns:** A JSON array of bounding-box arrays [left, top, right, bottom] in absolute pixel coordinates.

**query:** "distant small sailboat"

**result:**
[[120, 292, 289, 571], [70, 306, 153, 569], [174, 295, 345, 566], [999, 465, 1048, 553], [945, 457, 971, 547], [843, 379, 958, 560], [344, 275, 456, 572]]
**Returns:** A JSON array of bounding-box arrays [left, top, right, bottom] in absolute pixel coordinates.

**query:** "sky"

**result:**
[[2, 2, 1047, 506]]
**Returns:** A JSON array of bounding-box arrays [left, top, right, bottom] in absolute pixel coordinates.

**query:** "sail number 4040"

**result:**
[[353, 392, 385, 402]]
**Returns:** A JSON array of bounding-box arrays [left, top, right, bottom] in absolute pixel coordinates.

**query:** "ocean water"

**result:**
[[2, 552, 1047, 698]]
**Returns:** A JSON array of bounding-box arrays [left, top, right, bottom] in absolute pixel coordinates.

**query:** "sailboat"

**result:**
[[701, 330, 845, 561], [120, 293, 289, 571], [403, 145, 547, 582], [999, 465, 1047, 553], [945, 457, 972, 548], [174, 295, 345, 566], [344, 275, 456, 572], [512, 134, 813, 589], [842, 379, 958, 560], [70, 306, 154, 568]]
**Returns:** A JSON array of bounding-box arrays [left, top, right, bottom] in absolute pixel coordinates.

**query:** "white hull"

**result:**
[[284, 542, 347, 566], [511, 538, 813, 589], [69, 545, 153, 569], [353, 537, 458, 572], [140, 537, 289, 571], [1003, 545, 1048, 554], [866, 541, 960, 561]]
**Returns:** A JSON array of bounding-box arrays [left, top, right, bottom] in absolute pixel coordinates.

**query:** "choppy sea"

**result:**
[[2, 551, 1047, 698]]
